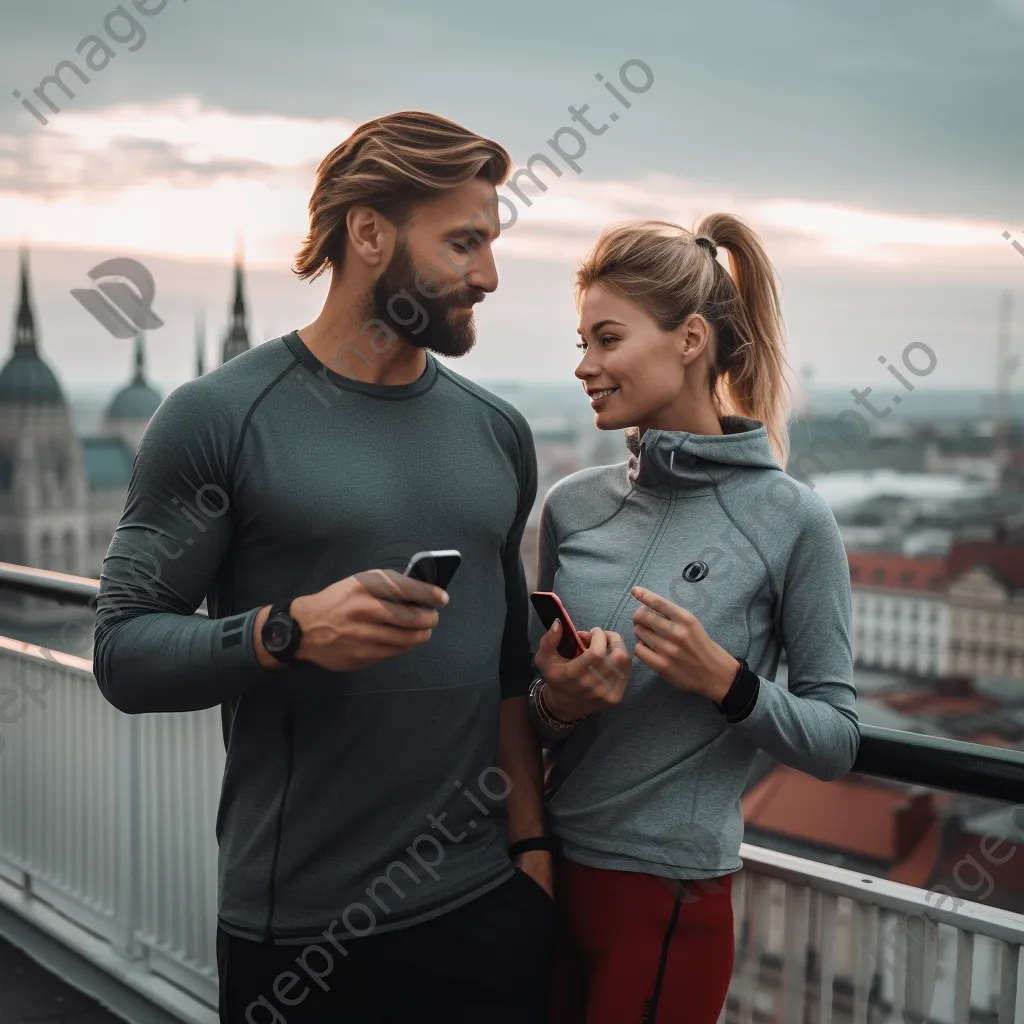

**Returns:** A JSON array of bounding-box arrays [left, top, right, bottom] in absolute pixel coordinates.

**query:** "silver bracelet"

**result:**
[[529, 676, 582, 733]]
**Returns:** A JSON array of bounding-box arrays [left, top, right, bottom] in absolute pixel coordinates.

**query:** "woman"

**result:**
[[528, 215, 859, 1024]]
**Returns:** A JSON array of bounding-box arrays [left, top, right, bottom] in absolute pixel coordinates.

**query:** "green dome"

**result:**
[[107, 379, 162, 421], [0, 351, 65, 405]]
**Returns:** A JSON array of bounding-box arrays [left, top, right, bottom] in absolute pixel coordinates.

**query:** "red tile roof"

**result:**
[[888, 820, 942, 887], [881, 692, 997, 716], [929, 832, 1024, 915], [847, 551, 948, 593], [948, 541, 1024, 591], [947, 834, 1024, 893], [847, 541, 1024, 594], [742, 768, 934, 862]]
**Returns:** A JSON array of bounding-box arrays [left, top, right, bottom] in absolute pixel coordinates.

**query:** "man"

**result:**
[[93, 110, 554, 1023]]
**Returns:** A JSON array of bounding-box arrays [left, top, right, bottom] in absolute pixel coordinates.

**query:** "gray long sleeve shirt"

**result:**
[[530, 416, 859, 879], [93, 332, 537, 944]]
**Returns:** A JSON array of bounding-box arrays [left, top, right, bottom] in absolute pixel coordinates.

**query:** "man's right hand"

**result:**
[[534, 624, 631, 721], [254, 569, 448, 672]]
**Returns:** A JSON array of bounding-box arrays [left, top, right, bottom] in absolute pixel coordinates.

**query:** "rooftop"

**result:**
[[847, 550, 947, 592], [0, 562, 1022, 1024], [82, 436, 134, 490], [742, 767, 949, 867], [0, 935, 121, 1024]]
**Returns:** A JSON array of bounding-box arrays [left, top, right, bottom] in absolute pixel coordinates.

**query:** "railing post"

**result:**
[[953, 929, 974, 1023], [115, 710, 144, 963], [997, 941, 1020, 1023]]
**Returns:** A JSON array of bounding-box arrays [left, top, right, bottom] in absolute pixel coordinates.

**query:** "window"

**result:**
[[872, 568, 887, 583], [899, 570, 914, 584], [62, 531, 76, 574], [39, 532, 52, 570]]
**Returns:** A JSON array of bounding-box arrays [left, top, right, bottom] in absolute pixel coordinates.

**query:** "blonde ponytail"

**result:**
[[574, 216, 792, 466]]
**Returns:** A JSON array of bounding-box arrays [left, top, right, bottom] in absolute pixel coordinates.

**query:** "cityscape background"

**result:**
[[2, 0, 1023, 1020], [2, 252, 1022, 934]]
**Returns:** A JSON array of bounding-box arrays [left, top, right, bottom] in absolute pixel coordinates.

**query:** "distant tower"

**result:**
[[0, 248, 88, 580], [195, 311, 206, 377], [0, 248, 65, 405], [103, 330, 162, 455], [798, 363, 815, 416], [994, 291, 1019, 470], [221, 242, 251, 365]]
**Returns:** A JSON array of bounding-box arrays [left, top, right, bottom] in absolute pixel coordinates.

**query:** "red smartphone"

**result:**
[[530, 591, 586, 659]]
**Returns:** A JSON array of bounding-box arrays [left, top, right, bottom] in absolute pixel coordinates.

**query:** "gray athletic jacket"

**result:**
[[530, 416, 859, 879]]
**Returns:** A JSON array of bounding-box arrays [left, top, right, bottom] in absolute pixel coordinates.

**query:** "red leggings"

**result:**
[[549, 859, 735, 1024]]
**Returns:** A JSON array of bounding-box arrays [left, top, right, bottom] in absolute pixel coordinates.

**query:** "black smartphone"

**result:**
[[530, 591, 586, 659], [403, 549, 462, 590]]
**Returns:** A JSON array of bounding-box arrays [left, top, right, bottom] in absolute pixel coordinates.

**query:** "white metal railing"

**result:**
[[724, 846, 1024, 1023], [0, 640, 1022, 1023], [0, 637, 222, 1024]]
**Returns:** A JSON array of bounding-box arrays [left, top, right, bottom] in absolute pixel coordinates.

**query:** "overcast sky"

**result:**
[[2, 0, 1023, 399]]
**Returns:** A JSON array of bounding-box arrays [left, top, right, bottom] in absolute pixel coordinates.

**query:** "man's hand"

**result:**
[[515, 849, 554, 899], [254, 569, 449, 671], [535, 623, 631, 722]]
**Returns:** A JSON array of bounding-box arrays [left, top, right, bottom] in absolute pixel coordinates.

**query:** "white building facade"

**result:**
[[849, 546, 1024, 681]]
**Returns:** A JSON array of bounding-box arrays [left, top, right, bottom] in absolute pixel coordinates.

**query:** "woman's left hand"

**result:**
[[631, 586, 740, 703]]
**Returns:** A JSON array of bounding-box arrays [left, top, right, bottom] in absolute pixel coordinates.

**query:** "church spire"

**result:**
[[195, 311, 206, 377], [133, 331, 146, 383], [13, 247, 38, 354], [221, 237, 251, 364]]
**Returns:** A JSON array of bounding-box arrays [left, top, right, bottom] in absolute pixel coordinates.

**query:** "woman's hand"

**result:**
[[535, 622, 632, 721], [631, 586, 739, 702]]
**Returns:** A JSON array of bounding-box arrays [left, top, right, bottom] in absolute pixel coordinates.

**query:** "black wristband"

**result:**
[[508, 837, 557, 859], [718, 658, 760, 723]]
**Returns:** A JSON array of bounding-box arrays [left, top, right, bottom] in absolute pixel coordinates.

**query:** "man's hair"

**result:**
[[294, 111, 512, 281]]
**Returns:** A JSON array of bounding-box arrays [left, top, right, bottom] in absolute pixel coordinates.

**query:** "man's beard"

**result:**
[[368, 239, 484, 358]]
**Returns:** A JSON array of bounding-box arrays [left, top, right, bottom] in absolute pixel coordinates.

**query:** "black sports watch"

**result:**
[[261, 601, 303, 666]]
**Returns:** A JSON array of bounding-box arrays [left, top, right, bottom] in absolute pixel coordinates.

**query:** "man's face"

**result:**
[[368, 176, 501, 358]]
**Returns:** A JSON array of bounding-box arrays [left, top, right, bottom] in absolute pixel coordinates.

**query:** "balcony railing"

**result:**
[[0, 563, 1021, 1024]]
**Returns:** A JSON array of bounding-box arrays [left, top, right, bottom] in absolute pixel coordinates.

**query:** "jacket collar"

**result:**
[[624, 416, 779, 490]]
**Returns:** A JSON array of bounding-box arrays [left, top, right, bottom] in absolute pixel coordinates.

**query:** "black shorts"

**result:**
[[217, 869, 556, 1024]]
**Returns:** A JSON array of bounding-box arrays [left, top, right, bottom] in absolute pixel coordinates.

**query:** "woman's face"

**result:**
[[575, 283, 711, 432]]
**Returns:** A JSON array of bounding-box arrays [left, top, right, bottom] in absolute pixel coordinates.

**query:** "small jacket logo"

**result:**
[[71, 257, 164, 338], [681, 560, 709, 582]]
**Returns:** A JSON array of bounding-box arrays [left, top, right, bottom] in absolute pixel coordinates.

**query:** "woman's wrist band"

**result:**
[[718, 658, 760, 723], [509, 836, 557, 859], [529, 676, 582, 731]]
